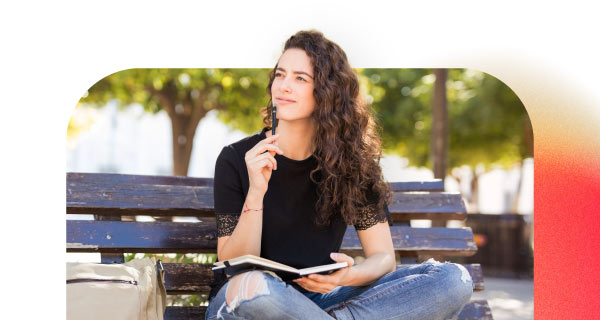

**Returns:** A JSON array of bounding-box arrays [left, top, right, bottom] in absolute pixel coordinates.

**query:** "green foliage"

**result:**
[[213, 69, 272, 133], [360, 69, 432, 165], [362, 68, 531, 171], [80, 68, 272, 134], [446, 69, 531, 169]]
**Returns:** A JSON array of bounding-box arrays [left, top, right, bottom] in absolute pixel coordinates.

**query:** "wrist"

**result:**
[[247, 188, 265, 200], [245, 189, 264, 208], [242, 203, 263, 214], [340, 265, 358, 286]]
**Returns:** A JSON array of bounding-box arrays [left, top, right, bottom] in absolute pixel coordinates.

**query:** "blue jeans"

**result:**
[[205, 258, 474, 319]]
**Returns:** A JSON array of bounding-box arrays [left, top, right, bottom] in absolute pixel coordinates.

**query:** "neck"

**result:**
[[268, 119, 315, 161]]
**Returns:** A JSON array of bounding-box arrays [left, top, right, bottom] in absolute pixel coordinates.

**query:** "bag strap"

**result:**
[[157, 260, 165, 278], [155, 259, 167, 319]]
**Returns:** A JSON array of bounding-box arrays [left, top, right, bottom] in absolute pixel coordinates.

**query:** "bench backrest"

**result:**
[[67, 172, 475, 259]]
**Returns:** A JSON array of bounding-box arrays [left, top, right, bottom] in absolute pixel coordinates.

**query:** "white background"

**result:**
[[1, 1, 599, 317]]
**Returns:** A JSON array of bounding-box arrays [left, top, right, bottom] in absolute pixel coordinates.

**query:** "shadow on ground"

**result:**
[[472, 277, 533, 320]]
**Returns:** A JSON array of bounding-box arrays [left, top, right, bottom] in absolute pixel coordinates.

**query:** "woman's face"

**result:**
[[271, 48, 316, 122]]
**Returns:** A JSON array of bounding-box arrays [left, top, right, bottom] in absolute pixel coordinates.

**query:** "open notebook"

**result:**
[[212, 255, 348, 280]]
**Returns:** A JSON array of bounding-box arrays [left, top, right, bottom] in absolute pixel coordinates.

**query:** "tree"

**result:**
[[80, 68, 271, 176], [363, 68, 531, 168], [362, 68, 532, 211], [431, 69, 448, 181], [359, 68, 430, 166]]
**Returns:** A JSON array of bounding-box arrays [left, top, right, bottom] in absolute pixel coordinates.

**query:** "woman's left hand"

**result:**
[[293, 252, 355, 293]]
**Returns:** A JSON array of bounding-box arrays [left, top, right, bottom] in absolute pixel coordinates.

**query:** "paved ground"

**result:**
[[472, 277, 534, 320]]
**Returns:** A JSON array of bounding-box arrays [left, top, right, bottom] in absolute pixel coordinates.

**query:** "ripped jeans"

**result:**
[[205, 259, 474, 320]]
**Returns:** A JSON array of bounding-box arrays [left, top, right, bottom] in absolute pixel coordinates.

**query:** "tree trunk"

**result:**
[[431, 69, 448, 227], [147, 80, 209, 177], [170, 112, 198, 177], [431, 69, 448, 180]]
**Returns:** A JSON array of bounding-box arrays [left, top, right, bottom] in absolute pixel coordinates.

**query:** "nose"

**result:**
[[279, 75, 292, 93]]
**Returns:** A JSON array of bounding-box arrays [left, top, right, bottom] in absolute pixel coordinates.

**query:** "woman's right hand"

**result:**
[[245, 134, 283, 196]]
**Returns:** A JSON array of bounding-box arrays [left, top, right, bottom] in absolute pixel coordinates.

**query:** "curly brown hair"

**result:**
[[262, 30, 392, 228]]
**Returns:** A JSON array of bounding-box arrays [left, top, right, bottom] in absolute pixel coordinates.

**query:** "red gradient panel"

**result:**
[[536, 146, 600, 319]]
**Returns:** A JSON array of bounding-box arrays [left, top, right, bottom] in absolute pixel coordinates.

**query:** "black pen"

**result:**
[[272, 104, 277, 136]]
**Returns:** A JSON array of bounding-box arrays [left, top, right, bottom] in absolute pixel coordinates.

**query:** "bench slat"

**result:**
[[161, 262, 484, 294], [67, 183, 215, 216], [164, 307, 206, 320], [68, 172, 214, 187], [68, 173, 442, 191], [163, 300, 492, 320], [388, 192, 466, 220], [343, 226, 476, 256], [67, 190, 465, 221], [67, 221, 477, 256], [67, 173, 463, 220], [389, 180, 444, 192], [457, 300, 494, 320]]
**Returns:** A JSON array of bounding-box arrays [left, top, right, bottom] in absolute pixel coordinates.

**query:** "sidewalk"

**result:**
[[472, 276, 534, 320]]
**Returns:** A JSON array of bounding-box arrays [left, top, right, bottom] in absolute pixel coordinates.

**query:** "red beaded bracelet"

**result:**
[[241, 204, 263, 214]]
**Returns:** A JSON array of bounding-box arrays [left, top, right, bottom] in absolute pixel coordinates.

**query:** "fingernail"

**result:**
[[331, 252, 338, 259]]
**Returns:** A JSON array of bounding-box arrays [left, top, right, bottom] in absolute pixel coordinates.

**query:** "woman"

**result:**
[[206, 30, 473, 320]]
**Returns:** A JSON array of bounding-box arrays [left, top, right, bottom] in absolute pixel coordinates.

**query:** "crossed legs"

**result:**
[[207, 270, 333, 320], [207, 259, 474, 320]]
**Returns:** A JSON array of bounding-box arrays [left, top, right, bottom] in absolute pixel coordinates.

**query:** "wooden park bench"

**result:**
[[66, 172, 493, 319]]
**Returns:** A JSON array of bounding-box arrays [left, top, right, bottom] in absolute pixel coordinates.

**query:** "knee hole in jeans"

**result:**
[[451, 263, 473, 285], [224, 270, 271, 311], [426, 259, 473, 285]]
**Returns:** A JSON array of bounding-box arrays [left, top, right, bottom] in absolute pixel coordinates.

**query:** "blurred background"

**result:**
[[67, 68, 534, 319]]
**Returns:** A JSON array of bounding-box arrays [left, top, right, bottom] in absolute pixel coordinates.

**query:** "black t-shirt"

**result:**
[[208, 127, 390, 301]]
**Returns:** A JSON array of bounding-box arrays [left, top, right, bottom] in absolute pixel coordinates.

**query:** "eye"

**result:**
[[274, 72, 283, 78], [297, 76, 306, 82]]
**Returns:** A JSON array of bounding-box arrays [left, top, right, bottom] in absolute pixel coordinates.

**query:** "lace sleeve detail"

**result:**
[[216, 214, 240, 237], [354, 206, 388, 231]]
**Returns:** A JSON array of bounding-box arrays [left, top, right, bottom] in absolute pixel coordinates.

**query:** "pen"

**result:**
[[272, 104, 277, 136]]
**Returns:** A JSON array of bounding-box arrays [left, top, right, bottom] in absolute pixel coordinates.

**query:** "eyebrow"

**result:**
[[276, 67, 314, 79]]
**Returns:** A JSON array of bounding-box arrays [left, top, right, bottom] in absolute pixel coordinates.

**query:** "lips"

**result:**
[[276, 97, 296, 104]]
